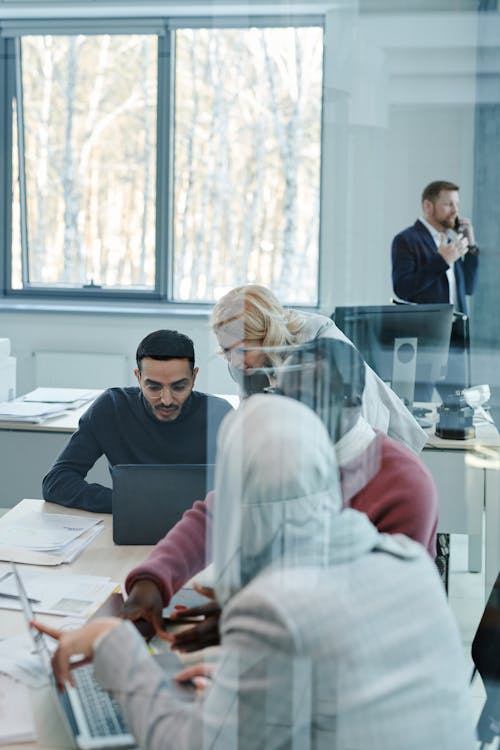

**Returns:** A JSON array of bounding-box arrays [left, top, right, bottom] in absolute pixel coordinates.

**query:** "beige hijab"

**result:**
[[213, 394, 378, 606]]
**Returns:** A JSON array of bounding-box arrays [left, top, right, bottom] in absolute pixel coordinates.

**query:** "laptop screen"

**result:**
[[111, 463, 215, 545]]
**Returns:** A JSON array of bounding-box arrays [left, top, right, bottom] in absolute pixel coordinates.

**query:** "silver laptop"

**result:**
[[13, 563, 135, 750], [111, 463, 215, 545]]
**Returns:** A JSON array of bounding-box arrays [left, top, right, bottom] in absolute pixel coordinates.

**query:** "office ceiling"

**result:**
[[0, 0, 491, 17]]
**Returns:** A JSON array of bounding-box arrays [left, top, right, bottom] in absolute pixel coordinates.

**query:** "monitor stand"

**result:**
[[391, 336, 417, 410]]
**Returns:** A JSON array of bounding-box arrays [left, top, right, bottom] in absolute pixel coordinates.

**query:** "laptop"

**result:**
[[111, 463, 215, 545], [12, 563, 135, 750]]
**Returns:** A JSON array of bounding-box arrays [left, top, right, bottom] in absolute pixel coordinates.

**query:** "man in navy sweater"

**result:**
[[42, 330, 233, 513]]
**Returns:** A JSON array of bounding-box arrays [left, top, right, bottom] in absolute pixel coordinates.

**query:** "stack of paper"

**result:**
[[0, 510, 103, 566], [0, 569, 117, 618], [22, 387, 100, 404], [0, 401, 69, 423]]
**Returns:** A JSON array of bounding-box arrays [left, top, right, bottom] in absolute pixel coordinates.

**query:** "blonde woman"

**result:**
[[211, 284, 426, 453]]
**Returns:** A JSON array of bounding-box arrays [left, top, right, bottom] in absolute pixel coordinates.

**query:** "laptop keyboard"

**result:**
[[73, 664, 129, 737]]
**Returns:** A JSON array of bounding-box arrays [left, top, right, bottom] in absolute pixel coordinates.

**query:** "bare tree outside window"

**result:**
[[11, 34, 158, 290], [173, 26, 323, 305], [10, 25, 323, 304]]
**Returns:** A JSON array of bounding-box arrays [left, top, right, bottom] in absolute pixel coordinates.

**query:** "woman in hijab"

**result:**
[[34, 396, 474, 750], [211, 284, 426, 454]]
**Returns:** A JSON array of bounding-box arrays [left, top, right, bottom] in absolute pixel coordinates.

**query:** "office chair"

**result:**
[[471, 571, 500, 748]]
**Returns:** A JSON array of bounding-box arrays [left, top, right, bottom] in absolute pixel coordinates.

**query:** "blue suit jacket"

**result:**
[[391, 220, 479, 315]]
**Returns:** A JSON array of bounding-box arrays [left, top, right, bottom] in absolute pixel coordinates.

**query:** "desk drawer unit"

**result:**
[[421, 449, 484, 574]]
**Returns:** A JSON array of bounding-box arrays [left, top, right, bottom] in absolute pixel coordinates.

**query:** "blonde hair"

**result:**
[[211, 285, 304, 349]]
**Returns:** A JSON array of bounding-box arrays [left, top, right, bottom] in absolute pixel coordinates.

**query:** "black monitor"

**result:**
[[333, 303, 454, 405]]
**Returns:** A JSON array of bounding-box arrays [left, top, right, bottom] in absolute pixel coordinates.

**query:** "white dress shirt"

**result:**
[[420, 216, 458, 310]]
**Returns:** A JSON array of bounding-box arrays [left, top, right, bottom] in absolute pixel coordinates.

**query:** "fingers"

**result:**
[[121, 580, 164, 625], [175, 662, 216, 682], [175, 662, 216, 692], [175, 662, 216, 690], [151, 611, 171, 641], [193, 583, 216, 600], [31, 620, 62, 640], [170, 617, 221, 653], [169, 601, 220, 620], [51, 640, 76, 689], [120, 601, 144, 620], [454, 234, 468, 257]]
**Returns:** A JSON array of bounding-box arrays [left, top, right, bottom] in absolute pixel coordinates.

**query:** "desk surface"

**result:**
[[0, 499, 153, 750], [421, 404, 500, 451], [0, 499, 152, 636]]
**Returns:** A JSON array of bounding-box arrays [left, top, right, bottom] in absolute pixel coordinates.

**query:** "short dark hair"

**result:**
[[421, 180, 459, 204], [136, 330, 195, 371]]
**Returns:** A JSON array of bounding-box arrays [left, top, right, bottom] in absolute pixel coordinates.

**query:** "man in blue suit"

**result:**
[[391, 180, 479, 395], [392, 180, 479, 314]]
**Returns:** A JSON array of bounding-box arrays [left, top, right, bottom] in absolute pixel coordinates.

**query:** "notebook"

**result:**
[[111, 464, 215, 545], [12, 563, 135, 750]]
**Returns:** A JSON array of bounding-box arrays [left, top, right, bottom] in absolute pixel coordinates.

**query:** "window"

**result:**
[[11, 34, 158, 292], [1, 18, 324, 305]]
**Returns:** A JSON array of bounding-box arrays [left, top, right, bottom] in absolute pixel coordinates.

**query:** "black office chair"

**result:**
[[471, 572, 500, 748]]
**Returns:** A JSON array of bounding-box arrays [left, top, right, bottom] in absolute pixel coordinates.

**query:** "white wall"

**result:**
[[322, 11, 480, 310], [0, 309, 235, 395]]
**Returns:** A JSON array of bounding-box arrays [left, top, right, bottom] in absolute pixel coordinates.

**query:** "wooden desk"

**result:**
[[0, 499, 152, 750], [1, 394, 496, 594]]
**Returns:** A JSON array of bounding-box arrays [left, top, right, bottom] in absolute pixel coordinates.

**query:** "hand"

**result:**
[[438, 232, 468, 266], [168, 593, 221, 653], [121, 580, 167, 639], [32, 618, 120, 690], [175, 662, 216, 693], [455, 217, 475, 245]]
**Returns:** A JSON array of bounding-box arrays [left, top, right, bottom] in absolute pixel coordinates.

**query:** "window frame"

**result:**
[[0, 14, 325, 308]]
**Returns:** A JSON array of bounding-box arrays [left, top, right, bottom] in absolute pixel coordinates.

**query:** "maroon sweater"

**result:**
[[125, 432, 438, 604]]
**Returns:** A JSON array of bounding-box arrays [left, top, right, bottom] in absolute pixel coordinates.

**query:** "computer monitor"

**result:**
[[333, 303, 454, 405]]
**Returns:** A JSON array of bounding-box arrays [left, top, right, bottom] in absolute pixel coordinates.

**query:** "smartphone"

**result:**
[[454, 216, 461, 232], [162, 587, 212, 619]]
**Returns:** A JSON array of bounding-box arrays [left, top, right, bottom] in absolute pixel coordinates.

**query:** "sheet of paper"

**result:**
[[0, 401, 68, 421], [0, 510, 101, 552], [0, 571, 117, 618], [22, 387, 99, 404], [0, 524, 103, 566], [0, 673, 36, 745]]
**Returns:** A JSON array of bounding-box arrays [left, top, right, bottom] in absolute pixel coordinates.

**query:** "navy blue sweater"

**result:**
[[42, 388, 233, 513]]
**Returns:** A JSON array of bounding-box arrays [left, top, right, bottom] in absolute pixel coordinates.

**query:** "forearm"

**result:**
[[43, 412, 110, 512], [125, 492, 213, 603], [42, 467, 112, 513]]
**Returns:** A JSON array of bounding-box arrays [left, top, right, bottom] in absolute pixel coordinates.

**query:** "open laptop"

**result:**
[[12, 563, 135, 750], [111, 463, 215, 545]]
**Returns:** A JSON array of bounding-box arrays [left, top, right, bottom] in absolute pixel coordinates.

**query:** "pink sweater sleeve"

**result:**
[[348, 435, 438, 558], [124, 490, 214, 604]]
